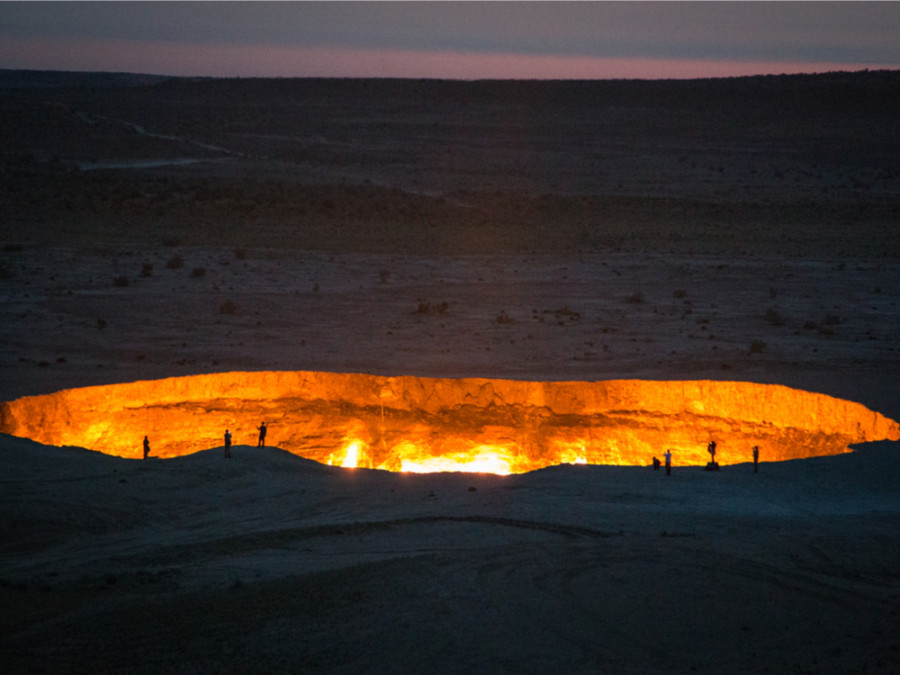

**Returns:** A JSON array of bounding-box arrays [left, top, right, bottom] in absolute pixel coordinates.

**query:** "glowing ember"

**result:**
[[399, 446, 516, 475], [337, 440, 361, 469], [0, 371, 897, 473]]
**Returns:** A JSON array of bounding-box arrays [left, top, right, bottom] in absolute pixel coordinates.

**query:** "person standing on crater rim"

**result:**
[[664, 449, 672, 475], [707, 440, 717, 465], [753, 445, 760, 473], [257, 422, 267, 447], [224, 429, 232, 458], [143, 435, 150, 459]]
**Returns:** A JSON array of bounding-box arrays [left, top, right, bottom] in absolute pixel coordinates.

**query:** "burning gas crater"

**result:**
[[1, 371, 897, 474]]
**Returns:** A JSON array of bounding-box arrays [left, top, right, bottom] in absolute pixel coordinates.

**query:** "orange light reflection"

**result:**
[[1, 372, 897, 474]]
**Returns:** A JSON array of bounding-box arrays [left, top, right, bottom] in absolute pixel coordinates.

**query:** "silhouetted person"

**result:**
[[143, 435, 150, 459], [652, 456, 660, 471], [257, 422, 267, 447], [752, 445, 759, 473], [707, 440, 717, 464], [224, 429, 232, 458], [664, 449, 672, 476]]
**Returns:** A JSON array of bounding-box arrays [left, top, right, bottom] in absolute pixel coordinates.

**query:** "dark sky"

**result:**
[[2, 2, 898, 79]]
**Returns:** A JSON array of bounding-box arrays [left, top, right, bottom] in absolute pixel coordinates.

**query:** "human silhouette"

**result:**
[[652, 456, 660, 471], [224, 429, 232, 458], [143, 435, 150, 459], [707, 440, 717, 464], [664, 449, 672, 475], [752, 445, 759, 473], [257, 422, 267, 447]]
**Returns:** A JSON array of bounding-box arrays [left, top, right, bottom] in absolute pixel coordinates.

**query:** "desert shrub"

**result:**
[[765, 308, 784, 326], [626, 292, 644, 304], [673, 289, 687, 299], [749, 339, 767, 354], [415, 301, 448, 315], [166, 254, 184, 269], [140, 262, 153, 278], [219, 299, 237, 315], [113, 275, 129, 287], [97, 318, 107, 330], [551, 306, 580, 319], [190, 267, 206, 279], [496, 310, 515, 324]]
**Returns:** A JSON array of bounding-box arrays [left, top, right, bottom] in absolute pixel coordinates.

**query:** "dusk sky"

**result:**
[[1, 2, 899, 80]]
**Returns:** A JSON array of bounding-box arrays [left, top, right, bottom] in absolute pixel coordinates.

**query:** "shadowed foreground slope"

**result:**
[[1, 434, 898, 674]]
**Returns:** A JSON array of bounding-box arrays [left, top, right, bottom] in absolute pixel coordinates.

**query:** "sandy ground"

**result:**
[[1, 435, 898, 674], [2, 245, 898, 419], [1, 73, 899, 673]]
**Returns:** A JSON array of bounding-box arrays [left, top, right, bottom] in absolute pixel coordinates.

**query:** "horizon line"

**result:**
[[2, 37, 898, 82], [4, 65, 899, 85]]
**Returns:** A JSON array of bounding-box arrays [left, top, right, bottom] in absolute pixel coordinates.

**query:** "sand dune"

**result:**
[[1, 434, 898, 673]]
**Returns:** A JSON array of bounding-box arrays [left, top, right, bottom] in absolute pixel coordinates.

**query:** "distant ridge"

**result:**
[[1, 67, 898, 90], [0, 69, 175, 89]]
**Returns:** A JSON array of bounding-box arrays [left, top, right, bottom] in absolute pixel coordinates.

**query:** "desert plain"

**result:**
[[1, 71, 899, 673]]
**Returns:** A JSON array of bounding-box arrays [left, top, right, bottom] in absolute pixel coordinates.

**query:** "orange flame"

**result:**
[[1, 371, 897, 473]]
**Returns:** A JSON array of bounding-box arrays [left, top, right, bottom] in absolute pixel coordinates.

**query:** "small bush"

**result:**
[[765, 308, 784, 326], [166, 254, 184, 269], [97, 318, 107, 330], [415, 301, 448, 315], [496, 310, 515, 324], [749, 339, 767, 354], [113, 276, 129, 287], [626, 292, 644, 304], [140, 262, 153, 278], [190, 267, 206, 279], [219, 299, 237, 315]]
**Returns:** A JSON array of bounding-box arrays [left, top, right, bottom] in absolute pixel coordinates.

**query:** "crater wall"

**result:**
[[1, 371, 897, 471]]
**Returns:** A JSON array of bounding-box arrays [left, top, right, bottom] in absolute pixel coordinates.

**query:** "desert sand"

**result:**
[[1, 434, 898, 674], [1, 71, 899, 672]]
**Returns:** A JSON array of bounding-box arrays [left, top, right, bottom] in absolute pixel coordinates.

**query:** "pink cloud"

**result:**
[[1, 37, 892, 80]]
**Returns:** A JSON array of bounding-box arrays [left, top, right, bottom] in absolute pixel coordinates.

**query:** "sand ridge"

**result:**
[[1, 436, 898, 673]]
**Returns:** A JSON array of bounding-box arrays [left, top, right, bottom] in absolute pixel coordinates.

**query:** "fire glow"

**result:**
[[1, 371, 897, 473]]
